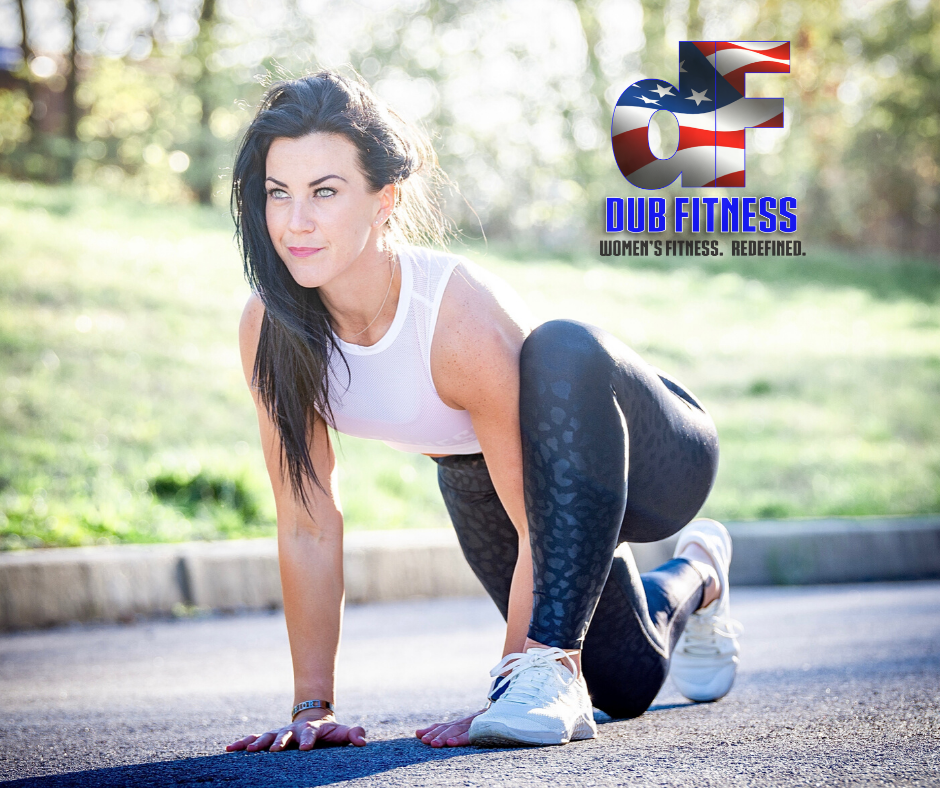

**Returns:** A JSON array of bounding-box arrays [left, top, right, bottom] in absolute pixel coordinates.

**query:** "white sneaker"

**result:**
[[469, 647, 598, 747], [670, 519, 743, 702]]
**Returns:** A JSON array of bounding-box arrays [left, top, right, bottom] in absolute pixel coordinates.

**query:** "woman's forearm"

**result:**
[[502, 534, 534, 656], [278, 522, 345, 706]]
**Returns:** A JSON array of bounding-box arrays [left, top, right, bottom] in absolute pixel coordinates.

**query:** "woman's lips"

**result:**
[[287, 246, 321, 258]]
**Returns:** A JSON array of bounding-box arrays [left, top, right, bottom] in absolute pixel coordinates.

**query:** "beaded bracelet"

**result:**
[[291, 699, 335, 720]]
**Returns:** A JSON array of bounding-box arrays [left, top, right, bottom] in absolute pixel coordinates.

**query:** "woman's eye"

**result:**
[[314, 187, 336, 198], [267, 188, 288, 199]]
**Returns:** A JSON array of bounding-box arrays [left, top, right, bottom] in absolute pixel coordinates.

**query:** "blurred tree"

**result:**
[[64, 0, 78, 142], [63, 0, 79, 180], [14, 0, 37, 138], [0, 0, 936, 257], [189, 0, 218, 205], [848, 1, 939, 255]]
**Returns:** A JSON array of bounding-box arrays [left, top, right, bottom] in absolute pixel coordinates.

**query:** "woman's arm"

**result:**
[[431, 261, 535, 657], [227, 294, 365, 752], [414, 260, 539, 748]]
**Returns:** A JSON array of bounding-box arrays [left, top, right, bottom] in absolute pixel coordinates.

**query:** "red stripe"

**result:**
[[694, 42, 716, 59], [612, 127, 657, 176], [714, 171, 745, 186], [677, 126, 714, 151], [714, 42, 790, 62], [717, 129, 745, 149], [753, 112, 784, 129], [762, 43, 790, 61], [677, 127, 746, 151]]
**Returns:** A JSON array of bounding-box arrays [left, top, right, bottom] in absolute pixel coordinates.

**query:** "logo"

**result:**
[[611, 41, 790, 189]]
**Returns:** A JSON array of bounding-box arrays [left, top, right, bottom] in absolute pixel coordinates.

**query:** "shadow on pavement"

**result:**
[[645, 701, 698, 712], [4, 737, 504, 788]]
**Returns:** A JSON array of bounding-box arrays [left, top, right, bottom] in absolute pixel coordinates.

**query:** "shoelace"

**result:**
[[488, 647, 577, 706], [681, 611, 744, 655]]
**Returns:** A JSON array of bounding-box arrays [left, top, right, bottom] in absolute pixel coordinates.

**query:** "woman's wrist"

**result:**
[[292, 706, 335, 724], [292, 698, 335, 718]]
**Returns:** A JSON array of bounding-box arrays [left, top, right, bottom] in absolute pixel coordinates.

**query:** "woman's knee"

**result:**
[[520, 319, 612, 385]]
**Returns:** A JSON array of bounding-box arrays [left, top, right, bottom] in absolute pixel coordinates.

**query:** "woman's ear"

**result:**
[[372, 183, 397, 227]]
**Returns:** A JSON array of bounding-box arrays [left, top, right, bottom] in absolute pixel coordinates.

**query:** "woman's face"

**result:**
[[264, 132, 394, 289]]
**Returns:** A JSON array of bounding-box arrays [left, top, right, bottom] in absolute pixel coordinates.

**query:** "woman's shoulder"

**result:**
[[425, 247, 532, 407], [430, 248, 533, 357], [406, 246, 520, 307], [239, 292, 265, 340], [238, 293, 265, 384]]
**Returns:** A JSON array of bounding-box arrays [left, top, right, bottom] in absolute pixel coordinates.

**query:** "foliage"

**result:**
[[0, 0, 937, 254], [843, 1, 940, 254], [149, 467, 260, 522]]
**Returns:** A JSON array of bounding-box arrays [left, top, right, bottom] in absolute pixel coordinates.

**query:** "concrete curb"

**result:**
[[1, 516, 938, 631]]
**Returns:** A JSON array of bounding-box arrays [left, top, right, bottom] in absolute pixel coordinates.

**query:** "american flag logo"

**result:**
[[611, 41, 790, 189]]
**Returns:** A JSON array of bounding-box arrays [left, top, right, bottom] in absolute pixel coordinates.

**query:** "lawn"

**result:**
[[1, 178, 938, 549]]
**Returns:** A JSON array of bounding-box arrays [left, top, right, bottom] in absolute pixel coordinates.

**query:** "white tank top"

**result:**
[[324, 246, 483, 455]]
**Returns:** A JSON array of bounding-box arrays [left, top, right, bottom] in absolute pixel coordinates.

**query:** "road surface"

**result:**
[[1, 582, 938, 786]]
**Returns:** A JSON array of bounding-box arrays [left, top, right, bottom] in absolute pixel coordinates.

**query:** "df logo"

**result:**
[[611, 41, 790, 189]]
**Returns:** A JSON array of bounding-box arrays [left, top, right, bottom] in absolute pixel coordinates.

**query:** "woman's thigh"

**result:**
[[519, 319, 719, 544]]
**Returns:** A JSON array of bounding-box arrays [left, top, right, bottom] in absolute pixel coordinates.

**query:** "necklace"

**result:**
[[342, 248, 399, 342]]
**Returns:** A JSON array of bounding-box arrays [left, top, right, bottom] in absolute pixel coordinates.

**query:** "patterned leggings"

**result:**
[[432, 319, 720, 718]]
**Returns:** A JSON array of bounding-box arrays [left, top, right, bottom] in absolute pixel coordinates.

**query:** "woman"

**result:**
[[224, 70, 740, 752]]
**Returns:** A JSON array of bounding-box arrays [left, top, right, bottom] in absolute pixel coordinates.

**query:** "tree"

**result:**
[[64, 0, 78, 144], [14, 0, 37, 138], [190, 0, 218, 204]]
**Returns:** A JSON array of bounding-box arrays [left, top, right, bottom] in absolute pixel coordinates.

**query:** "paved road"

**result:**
[[0, 582, 938, 787]]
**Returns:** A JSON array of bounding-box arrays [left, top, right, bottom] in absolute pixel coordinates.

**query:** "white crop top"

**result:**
[[324, 246, 483, 455]]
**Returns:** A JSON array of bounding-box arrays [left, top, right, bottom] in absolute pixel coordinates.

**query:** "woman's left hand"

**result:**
[[226, 714, 366, 752], [415, 709, 486, 747]]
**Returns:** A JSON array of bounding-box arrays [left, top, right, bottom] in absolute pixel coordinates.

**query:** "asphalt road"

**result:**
[[1, 581, 938, 787]]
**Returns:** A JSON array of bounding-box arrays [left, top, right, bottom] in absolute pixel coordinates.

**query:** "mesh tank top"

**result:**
[[324, 246, 483, 455]]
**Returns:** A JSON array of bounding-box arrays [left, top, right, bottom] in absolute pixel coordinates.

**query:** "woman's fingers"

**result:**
[[417, 718, 474, 747], [226, 719, 367, 753], [245, 731, 277, 751], [225, 734, 261, 752], [433, 721, 472, 747], [268, 728, 295, 752], [442, 726, 472, 747], [298, 724, 319, 751], [315, 722, 367, 747], [417, 723, 449, 744]]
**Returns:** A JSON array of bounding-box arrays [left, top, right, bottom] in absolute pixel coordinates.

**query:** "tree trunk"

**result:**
[[15, 0, 38, 138], [193, 0, 217, 204], [64, 0, 79, 141], [59, 0, 79, 180]]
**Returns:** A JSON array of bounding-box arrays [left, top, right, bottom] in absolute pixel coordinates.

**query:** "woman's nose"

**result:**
[[288, 201, 315, 234]]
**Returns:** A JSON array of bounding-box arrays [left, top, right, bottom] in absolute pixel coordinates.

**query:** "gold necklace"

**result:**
[[343, 248, 399, 342]]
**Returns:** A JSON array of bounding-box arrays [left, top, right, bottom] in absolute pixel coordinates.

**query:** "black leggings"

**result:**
[[432, 319, 720, 718]]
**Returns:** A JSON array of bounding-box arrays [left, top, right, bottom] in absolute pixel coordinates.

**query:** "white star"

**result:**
[[685, 88, 711, 106], [638, 95, 661, 105], [651, 83, 675, 98], [679, 60, 687, 73]]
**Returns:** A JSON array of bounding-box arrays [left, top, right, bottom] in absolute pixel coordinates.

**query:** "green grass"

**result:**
[[1, 178, 938, 549]]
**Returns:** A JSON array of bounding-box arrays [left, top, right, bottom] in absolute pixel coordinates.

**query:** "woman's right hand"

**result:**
[[225, 714, 367, 752], [415, 708, 487, 747]]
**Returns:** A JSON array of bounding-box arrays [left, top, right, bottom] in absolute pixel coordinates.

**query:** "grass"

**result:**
[[1, 178, 938, 549]]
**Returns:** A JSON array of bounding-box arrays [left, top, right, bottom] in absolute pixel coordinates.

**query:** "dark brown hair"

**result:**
[[231, 70, 449, 511]]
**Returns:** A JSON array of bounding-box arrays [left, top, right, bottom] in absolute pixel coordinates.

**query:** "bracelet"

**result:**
[[291, 699, 334, 720]]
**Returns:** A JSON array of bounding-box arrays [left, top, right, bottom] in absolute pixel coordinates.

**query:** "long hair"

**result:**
[[231, 70, 450, 513]]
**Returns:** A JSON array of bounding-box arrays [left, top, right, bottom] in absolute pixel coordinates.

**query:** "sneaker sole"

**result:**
[[671, 659, 738, 702], [469, 718, 597, 748]]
